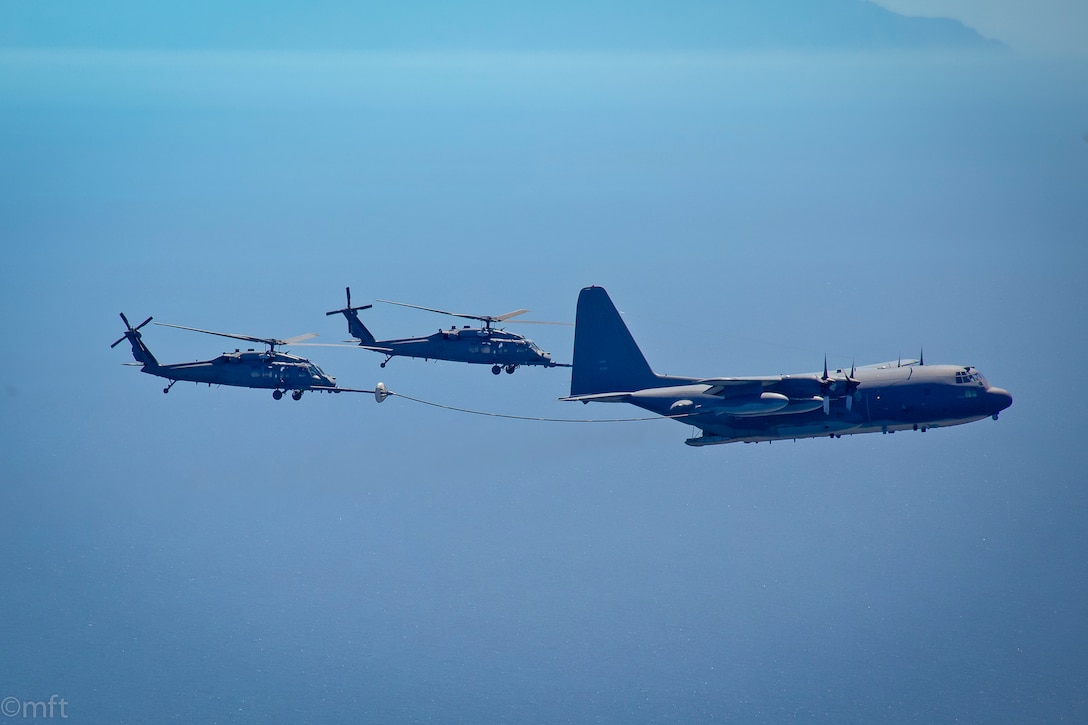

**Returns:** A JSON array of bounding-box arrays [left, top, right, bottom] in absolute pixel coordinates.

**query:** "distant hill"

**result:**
[[1, 0, 1008, 53]]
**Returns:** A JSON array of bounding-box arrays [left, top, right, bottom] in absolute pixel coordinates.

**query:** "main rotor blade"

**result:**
[[154, 322, 316, 347], [505, 319, 573, 326], [492, 309, 529, 322], [281, 333, 319, 345], [377, 299, 528, 324]]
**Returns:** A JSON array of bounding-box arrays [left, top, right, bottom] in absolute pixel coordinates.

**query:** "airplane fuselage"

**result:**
[[563, 286, 1012, 447], [602, 363, 1011, 446]]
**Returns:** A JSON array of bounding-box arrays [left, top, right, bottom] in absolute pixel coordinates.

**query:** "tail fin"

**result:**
[[570, 286, 676, 396], [111, 313, 159, 369], [326, 287, 377, 346]]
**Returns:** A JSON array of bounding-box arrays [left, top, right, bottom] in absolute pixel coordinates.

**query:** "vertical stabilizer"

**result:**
[[570, 286, 674, 396]]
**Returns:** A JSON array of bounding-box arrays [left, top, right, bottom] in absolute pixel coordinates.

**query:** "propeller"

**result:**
[[153, 322, 317, 353], [843, 361, 859, 410], [376, 299, 570, 329], [111, 312, 153, 348], [326, 286, 373, 317], [819, 356, 860, 414]]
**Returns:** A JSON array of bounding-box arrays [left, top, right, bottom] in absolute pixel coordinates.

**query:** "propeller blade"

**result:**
[[119, 312, 131, 328], [135, 315, 153, 331], [110, 336, 126, 348]]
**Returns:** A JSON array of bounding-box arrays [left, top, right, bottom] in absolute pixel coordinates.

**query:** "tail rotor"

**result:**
[[111, 312, 153, 348], [326, 287, 372, 317]]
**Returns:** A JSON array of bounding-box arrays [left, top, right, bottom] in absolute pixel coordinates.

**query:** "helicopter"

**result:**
[[325, 287, 571, 374], [111, 312, 348, 400]]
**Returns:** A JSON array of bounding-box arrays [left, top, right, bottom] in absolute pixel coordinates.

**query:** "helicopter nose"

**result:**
[[986, 387, 1012, 415]]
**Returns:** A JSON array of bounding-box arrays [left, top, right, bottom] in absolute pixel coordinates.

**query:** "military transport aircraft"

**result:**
[[561, 287, 1012, 446], [111, 312, 347, 400], [326, 287, 570, 375]]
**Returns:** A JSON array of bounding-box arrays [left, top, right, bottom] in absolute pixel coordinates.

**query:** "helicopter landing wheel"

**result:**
[[380, 362, 387, 368], [492, 365, 502, 375], [292, 390, 303, 401], [505, 365, 516, 374], [162, 380, 177, 394], [273, 389, 284, 400]]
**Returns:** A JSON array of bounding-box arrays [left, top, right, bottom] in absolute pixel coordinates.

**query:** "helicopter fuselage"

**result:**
[[147, 350, 337, 391], [375, 328, 557, 367]]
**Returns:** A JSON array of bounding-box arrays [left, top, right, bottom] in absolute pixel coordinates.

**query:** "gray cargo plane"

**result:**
[[562, 286, 1012, 446]]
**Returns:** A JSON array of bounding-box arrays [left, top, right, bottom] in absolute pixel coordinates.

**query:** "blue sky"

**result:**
[[2, 2, 1087, 722]]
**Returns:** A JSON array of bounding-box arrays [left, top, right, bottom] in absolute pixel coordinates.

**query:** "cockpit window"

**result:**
[[955, 371, 983, 384]]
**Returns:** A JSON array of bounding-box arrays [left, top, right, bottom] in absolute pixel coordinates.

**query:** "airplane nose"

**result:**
[[986, 387, 1013, 415]]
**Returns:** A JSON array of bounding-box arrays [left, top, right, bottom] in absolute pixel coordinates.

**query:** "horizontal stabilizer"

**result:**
[[559, 392, 634, 403]]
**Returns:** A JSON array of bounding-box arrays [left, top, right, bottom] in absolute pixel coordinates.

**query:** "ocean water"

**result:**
[[1, 49, 1086, 722]]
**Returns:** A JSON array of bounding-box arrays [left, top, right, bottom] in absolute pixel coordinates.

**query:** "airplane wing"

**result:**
[[695, 376, 832, 398], [695, 377, 779, 397]]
